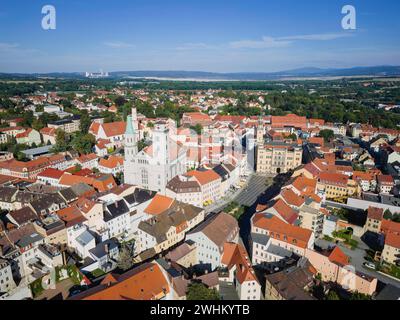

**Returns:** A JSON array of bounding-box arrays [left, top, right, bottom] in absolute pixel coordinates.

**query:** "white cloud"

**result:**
[[176, 42, 219, 51], [0, 42, 20, 51], [103, 41, 135, 49], [229, 32, 355, 49], [280, 32, 354, 41], [230, 36, 291, 49]]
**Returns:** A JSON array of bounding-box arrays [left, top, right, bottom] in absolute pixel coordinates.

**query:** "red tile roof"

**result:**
[[98, 155, 124, 169], [101, 121, 126, 137], [221, 243, 258, 285], [269, 199, 299, 224], [328, 246, 350, 267], [318, 172, 348, 186], [73, 263, 170, 300], [253, 214, 312, 249], [367, 207, 384, 221], [280, 188, 305, 208], [186, 169, 221, 186], [37, 168, 64, 180], [385, 232, 400, 249], [377, 175, 394, 185], [144, 194, 175, 215]]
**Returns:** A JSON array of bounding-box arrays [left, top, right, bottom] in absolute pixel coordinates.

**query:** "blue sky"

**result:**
[[0, 0, 399, 73]]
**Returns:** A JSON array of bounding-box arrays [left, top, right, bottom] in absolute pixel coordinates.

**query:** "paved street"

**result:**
[[316, 238, 400, 289], [234, 175, 274, 207]]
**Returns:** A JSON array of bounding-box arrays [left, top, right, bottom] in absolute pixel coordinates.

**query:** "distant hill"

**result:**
[[111, 66, 400, 80], [1, 66, 400, 81]]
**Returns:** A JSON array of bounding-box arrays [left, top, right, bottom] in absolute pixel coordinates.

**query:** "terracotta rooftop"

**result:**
[[144, 194, 175, 215], [385, 232, 400, 249], [71, 263, 170, 300], [367, 206, 384, 221], [328, 246, 350, 267], [253, 213, 312, 249]]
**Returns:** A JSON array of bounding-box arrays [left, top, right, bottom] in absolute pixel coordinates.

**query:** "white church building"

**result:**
[[124, 108, 187, 194]]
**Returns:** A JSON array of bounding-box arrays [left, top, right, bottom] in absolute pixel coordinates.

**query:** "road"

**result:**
[[238, 173, 292, 252], [316, 238, 400, 289]]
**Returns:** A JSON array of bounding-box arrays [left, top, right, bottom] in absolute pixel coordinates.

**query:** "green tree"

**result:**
[[384, 209, 393, 220], [350, 291, 371, 300], [117, 243, 135, 271], [319, 129, 334, 143], [72, 133, 95, 154], [186, 283, 220, 300], [53, 129, 69, 152], [79, 110, 91, 134], [137, 139, 148, 152], [327, 291, 340, 300], [114, 96, 127, 107]]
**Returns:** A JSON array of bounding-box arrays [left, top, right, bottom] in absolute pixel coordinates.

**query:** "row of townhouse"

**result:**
[[250, 212, 377, 296], [136, 199, 205, 259], [0, 127, 41, 146], [0, 223, 63, 293], [162, 212, 257, 300], [364, 206, 400, 266], [0, 154, 75, 179], [0, 184, 161, 296], [166, 164, 239, 208]]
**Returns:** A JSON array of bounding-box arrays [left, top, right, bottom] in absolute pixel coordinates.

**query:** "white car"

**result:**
[[363, 262, 377, 270]]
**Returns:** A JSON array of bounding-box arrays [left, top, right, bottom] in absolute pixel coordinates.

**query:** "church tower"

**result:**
[[256, 117, 265, 146], [153, 121, 169, 165], [125, 108, 139, 160], [124, 108, 139, 184]]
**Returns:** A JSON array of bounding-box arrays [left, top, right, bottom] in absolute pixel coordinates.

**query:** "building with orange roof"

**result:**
[[251, 213, 314, 264], [285, 175, 317, 197], [220, 242, 261, 300], [261, 198, 299, 225], [37, 168, 64, 186], [71, 262, 172, 300], [59, 173, 116, 192], [75, 153, 98, 169], [185, 168, 222, 206], [15, 128, 42, 146], [274, 188, 305, 209], [317, 172, 359, 200], [364, 206, 384, 234], [40, 127, 57, 145], [305, 247, 377, 296], [89, 121, 126, 149], [353, 171, 377, 192], [186, 212, 239, 270], [144, 194, 175, 216], [309, 136, 324, 147], [98, 155, 124, 175], [382, 231, 400, 265], [377, 175, 394, 194], [271, 114, 307, 130], [72, 196, 104, 231], [308, 118, 325, 128], [0, 155, 71, 179], [94, 138, 112, 157], [138, 200, 205, 257], [182, 112, 213, 127]]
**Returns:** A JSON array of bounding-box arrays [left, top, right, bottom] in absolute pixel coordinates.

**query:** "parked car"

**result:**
[[363, 261, 377, 270]]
